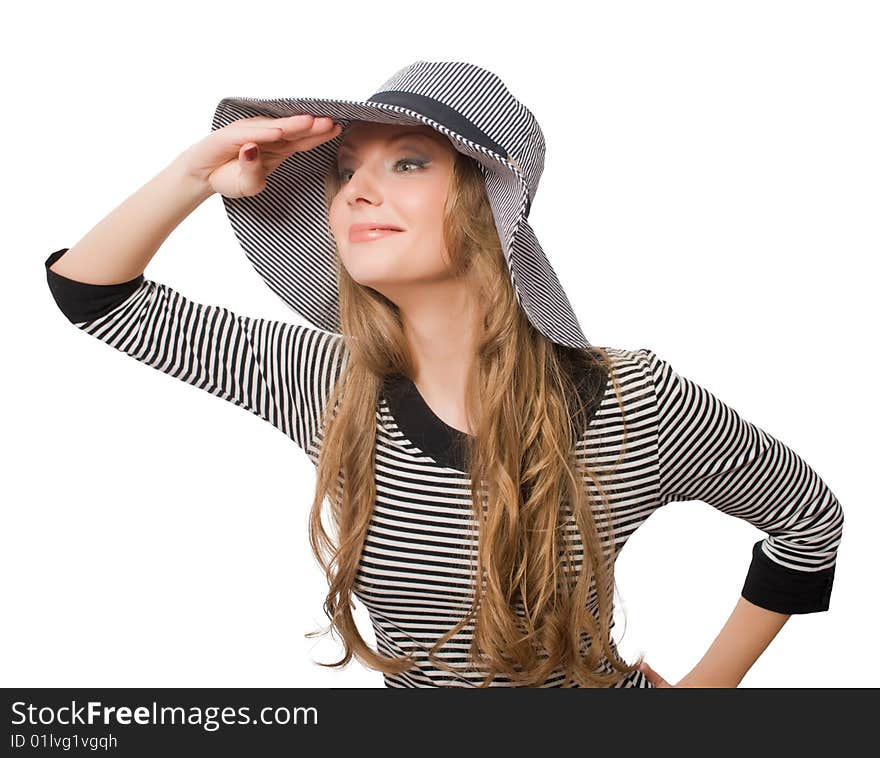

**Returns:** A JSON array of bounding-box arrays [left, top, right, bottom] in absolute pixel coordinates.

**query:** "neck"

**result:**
[[399, 280, 480, 430]]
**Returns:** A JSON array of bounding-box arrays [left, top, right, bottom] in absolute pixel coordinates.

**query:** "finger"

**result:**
[[208, 126, 286, 157], [188, 126, 287, 173], [282, 123, 342, 151], [271, 116, 340, 144], [638, 661, 670, 688], [236, 142, 269, 196], [226, 126, 286, 141], [220, 117, 332, 153], [238, 114, 337, 139], [238, 117, 340, 154], [261, 123, 343, 165]]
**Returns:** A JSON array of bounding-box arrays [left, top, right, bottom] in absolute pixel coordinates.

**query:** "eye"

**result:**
[[337, 157, 428, 183], [396, 157, 428, 173]]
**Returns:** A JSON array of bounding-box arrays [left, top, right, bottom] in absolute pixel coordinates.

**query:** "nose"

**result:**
[[340, 164, 385, 206]]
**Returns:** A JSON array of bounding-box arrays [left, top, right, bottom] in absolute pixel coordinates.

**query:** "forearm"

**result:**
[[678, 595, 790, 687], [49, 156, 215, 285]]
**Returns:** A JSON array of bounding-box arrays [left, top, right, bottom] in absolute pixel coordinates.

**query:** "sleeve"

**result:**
[[636, 348, 844, 615], [44, 247, 348, 458]]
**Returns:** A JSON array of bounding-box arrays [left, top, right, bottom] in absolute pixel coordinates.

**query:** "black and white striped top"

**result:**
[[44, 247, 844, 688]]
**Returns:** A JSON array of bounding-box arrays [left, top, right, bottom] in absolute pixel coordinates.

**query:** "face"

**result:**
[[328, 121, 459, 303]]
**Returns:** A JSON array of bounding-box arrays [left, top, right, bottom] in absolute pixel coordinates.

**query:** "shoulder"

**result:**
[[584, 345, 663, 386], [553, 345, 661, 432], [577, 346, 668, 418]]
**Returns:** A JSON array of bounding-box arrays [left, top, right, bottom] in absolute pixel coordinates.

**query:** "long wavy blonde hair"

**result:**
[[305, 121, 644, 687]]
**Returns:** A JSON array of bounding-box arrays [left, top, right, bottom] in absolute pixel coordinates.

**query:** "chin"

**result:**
[[342, 262, 402, 289], [342, 248, 398, 270]]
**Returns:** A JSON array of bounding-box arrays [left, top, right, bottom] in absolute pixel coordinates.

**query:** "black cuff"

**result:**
[[45, 248, 144, 324], [741, 539, 836, 614]]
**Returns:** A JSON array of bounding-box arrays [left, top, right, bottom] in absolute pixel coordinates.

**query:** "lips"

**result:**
[[348, 222, 405, 244], [349, 227, 404, 243], [348, 222, 404, 233]]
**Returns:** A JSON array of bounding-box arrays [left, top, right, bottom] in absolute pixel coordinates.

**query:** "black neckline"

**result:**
[[381, 360, 610, 473], [382, 373, 471, 471]]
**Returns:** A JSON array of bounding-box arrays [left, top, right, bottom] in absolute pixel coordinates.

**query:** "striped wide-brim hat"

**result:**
[[211, 59, 591, 350]]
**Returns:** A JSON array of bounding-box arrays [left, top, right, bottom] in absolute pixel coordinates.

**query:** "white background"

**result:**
[[3, 0, 876, 688]]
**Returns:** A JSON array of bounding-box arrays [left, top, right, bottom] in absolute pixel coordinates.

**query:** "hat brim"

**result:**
[[214, 96, 524, 183], [211, 96, 590, 350]]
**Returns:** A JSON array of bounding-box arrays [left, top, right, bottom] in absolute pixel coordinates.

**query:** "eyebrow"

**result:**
[[337, 130, 442, 157]]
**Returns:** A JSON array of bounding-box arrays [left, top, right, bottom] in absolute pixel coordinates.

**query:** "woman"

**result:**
[[45, 61, 843, 688]]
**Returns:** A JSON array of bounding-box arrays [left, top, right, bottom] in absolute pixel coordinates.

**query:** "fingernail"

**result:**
[[244, 146, 257, 161]]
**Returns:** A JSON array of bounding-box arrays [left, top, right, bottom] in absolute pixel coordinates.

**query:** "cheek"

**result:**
[[400, 185, 447, 238], [327, 200, 343, 235], [394, 185, 450, 271]]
